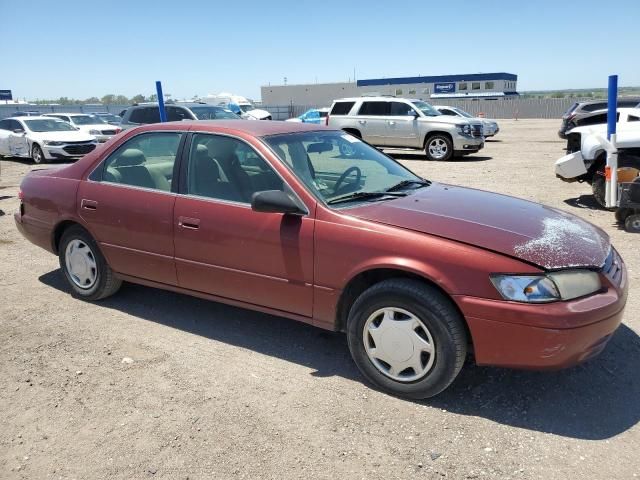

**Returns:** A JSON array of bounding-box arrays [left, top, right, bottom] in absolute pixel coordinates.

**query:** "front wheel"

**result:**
[[425, 134, 453, 161], [31, 144, 46, 164], [59, 225, 122, 300], [347, 279, 467, 399]]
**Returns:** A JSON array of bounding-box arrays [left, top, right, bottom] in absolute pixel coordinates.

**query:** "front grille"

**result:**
[[63, 143, 96, 155], [471, 124, 483, 138], [601, 248, 623, 286], [101, 129, 117, 135]]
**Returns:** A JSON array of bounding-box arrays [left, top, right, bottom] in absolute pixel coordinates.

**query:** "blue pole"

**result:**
[[156, 81, 167, 122], [607, 75, 618, 140]]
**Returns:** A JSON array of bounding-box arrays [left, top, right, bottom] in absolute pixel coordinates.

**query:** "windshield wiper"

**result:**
[[327, 191, 407, 205], [385, 179, 432, 192]]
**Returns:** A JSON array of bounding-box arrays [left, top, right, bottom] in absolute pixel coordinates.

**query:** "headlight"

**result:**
[[89, 129, 101, 135], [43, 140, 64, 146], [491, 271, 601, 303], [456, 124, 471, 136]]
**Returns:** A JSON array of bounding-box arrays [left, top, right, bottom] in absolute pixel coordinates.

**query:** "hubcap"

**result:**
[[65, 239, 97, 289], [33, 147, 42, 163], [630, 217, 640, 230], [363, 307, 436, 382], [428, 138, 448, 159]]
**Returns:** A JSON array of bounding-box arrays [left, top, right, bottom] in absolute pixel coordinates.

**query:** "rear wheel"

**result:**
[[31, 144, 45, 164], [346, 279, 467, 399], [625, 214, 640, 233], [425, 134, 453, 161], [59, 226, 122, 300]]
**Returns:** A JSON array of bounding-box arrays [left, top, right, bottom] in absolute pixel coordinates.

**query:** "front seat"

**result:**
[[208, 137, 253, 202], [190, 144, 242, 201]]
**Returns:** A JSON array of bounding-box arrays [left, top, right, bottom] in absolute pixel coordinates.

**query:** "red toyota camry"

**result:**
[[15, 120, 628, 398]]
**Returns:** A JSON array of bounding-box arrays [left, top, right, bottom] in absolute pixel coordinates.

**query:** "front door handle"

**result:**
[[178, 216, 200, 230], [81, 199, 98, 210], [358, 120, 366, 125], [388, 121, 396, 126]]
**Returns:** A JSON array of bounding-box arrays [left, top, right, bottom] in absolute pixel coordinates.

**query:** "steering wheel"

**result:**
[[333, 166, 362, 195]]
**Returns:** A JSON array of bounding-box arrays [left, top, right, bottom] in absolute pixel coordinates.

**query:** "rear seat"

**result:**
[[110, 149, 171, 191]]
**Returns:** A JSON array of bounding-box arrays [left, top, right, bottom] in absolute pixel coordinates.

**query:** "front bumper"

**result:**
[[454, 259, 628, 369], [452, 134, 484, 152], [42, 143, 97, 160]]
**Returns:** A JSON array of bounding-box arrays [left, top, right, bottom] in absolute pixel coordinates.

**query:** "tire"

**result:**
[[625, 214, 640, 233], [59, 225, 122, 300], [424, 134, 453, 161], [346, 278, 467, 399], [31, 144, 46, 164], [615, 208, 630, 224]]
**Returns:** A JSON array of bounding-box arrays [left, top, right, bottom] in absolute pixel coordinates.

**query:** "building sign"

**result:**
[[0, 90, 13, 101], [434, 83, 456, 94]]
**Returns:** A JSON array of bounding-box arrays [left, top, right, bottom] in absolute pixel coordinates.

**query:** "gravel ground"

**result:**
[[0, 119, 638, 479]]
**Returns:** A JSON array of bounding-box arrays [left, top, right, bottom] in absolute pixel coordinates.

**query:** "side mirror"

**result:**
[[409, 111, 419, 118], [251, 190, 304, 215], [13, 128, 24, 134]]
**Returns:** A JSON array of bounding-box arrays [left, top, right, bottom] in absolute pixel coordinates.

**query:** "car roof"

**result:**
[[135, 120, 333, 136], [43, 112, 94, 117], [6, 116, 63, 121], [334, 96, 406, 102]]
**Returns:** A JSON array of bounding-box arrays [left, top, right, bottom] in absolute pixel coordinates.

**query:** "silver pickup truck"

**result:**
[[327, 97, 484, 161]]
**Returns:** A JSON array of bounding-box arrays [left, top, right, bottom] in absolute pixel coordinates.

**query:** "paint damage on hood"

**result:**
[[346, 183, 611, 270]]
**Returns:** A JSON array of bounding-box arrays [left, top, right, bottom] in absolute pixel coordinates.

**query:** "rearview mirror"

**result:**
[[251, 190, 304, 215], [307, 142, 333, 153]]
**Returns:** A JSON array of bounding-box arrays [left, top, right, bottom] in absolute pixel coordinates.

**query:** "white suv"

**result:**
[[327, 97, 484, 161]]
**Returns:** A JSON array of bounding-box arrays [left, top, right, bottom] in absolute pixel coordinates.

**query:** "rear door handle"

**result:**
[[358, 120, 366, 125], [388, 121, 396, 126], [81, 199, 98, 210], [178, 216, 200, 230]]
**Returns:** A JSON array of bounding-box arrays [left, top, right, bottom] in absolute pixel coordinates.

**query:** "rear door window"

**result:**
[[101, 132, 182, 191], [330, 102, 355, 115], [167, 106, 193, 122], [358, 101, 390, 116]]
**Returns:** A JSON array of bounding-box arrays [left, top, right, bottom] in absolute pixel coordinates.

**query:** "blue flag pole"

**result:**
[[605, 75, 618, 208], [156, 81, 167, 122]]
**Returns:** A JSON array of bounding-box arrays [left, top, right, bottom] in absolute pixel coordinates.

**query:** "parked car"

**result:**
[[327, 97, 484, 161], [119, 102, 241, 130], [558, 97, 640, 139], [12, 111, 41, 117], [0, 116, 97, 163], [286, 108, 330, 124], [90, 112, 122, 125], [555, 108, 640, 206], [42, 113, 121, 143], [433, 105, 500, 137], [15, 120, 627, 399], [202, 93, 272, 120]]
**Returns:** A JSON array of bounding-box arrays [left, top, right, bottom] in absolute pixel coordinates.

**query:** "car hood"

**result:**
[[421, 115, 481, 127], [346, 183, 610, 270], [75, 124, 112, 131], [243, 108, 271, 120], [29, 130, 96, 142]]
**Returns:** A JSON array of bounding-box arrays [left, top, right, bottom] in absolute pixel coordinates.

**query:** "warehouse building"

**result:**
[[261, 72, 518, 105]]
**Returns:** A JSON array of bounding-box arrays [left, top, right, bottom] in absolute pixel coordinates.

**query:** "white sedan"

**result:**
[[43, 113, 121, 142], [0, 116, 97, 163], [433, 105, 500, 137]]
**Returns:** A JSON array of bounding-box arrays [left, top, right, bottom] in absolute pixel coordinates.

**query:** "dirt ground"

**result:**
[[0, 119, 638, 480]]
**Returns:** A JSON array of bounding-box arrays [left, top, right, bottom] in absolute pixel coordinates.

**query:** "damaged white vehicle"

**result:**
[[555, 108, 640, 207]]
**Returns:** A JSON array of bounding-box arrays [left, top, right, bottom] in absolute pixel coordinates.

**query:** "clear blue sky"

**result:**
[[3, 0, 639, 101]]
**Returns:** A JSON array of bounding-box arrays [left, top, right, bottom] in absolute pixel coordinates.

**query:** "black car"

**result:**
[[119, 102, 241, 130], [559, 97, 640, 139]]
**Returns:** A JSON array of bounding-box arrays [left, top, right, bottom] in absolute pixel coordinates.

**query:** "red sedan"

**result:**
[[15, 120, 628, 398]]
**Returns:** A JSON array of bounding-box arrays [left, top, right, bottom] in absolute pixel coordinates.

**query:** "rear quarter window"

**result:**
[[330, 102, 355, 115]]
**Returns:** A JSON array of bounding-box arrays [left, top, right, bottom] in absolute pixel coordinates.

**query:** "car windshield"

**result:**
[[72, 115, 106, 125], [239, 104, 254, 112], [452, 108, 473, 118], [189, 106, 240, 120], [24, 119, 76, 132], [264, 130, 425, 205], [97, 114, 120, 122], [412, 101, 440, 117]]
